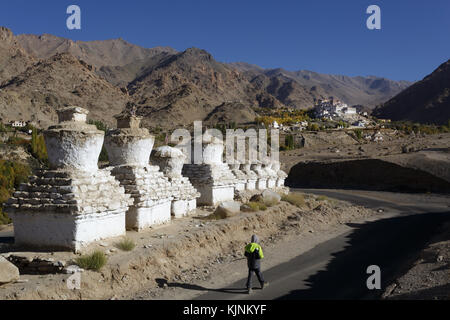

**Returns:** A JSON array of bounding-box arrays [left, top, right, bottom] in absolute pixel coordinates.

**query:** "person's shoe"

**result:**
[[247, 288, 252, 294], [261, 282, 269, 290]]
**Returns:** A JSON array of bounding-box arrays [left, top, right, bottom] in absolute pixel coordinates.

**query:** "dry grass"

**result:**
[[282, 193, 306, 207], [75, 251, 107, 271], [115, 238, 136, 251], [243, 201, 267, 212]]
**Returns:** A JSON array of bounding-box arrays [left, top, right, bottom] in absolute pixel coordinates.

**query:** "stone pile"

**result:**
[[151, 146, 199, 218], [4, 107, 132, 251], [5, 254, 65, 274], [105, 115, 174, 231], [182, 139, 237, 206]]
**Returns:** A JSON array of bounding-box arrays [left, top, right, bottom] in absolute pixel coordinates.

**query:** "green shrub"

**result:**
[[354, 129, 363, 140], [282, 193, 306, 207], [316, 195, 328, 202], [0, 160, 31, 225], [284, 135, 295, 150], [115, 238, 136, 251], [30, 129, 48, 164], [75, 251, 107, 271]]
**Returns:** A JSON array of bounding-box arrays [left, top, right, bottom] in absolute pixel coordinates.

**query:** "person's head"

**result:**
[[251, 235, 259, 244]]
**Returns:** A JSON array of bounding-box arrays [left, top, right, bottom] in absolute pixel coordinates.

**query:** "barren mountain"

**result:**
[[373, 59, 450, 125], [0, 52, 130, 127]]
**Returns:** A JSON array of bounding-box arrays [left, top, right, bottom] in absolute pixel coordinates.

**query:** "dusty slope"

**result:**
[[383, 220, 450, 300], [373, 59, 450, 125], [0, 53, 130, 127]]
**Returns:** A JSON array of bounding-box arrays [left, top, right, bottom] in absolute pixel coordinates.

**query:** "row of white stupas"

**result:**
[[3, 107, 287, 251]]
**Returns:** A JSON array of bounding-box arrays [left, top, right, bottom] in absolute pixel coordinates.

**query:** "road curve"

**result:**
[[195, 189, 450, 300]]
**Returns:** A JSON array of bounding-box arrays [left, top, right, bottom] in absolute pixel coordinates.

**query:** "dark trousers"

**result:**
[[246, 268, 265, 289]]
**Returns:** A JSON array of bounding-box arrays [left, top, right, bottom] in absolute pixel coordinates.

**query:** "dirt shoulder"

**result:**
[[382, 221, 450, 300], [0, 192, 377, 300]]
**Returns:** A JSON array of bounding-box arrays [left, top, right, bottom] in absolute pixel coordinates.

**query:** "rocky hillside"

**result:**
[[373, 60, 450, 125], [0, 53, 130, 127]]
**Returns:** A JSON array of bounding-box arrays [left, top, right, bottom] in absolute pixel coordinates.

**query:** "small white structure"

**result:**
[[240, 163, 258, 191], [151, 146, 200, 218], [105, 114, 174, 231], [314, 99, 356, 120], [251, 162, 268, 190], [10, 120, 27, 128], [4, 107, 132, 252], [353, 120, 367, 128], [262, 160, 278, 189], [271, 160, 288, 188], [372, 131, 384, 142], [182, 138, 237, 206], [228, 162, 247, 192]]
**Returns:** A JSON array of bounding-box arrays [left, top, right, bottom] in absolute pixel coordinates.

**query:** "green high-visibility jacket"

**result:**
[[245, 242, 264, 269], [245, 243, 264, 259]]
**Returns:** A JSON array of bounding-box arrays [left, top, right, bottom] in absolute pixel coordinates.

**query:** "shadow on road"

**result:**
[[155, 278, 250, 295], [277, 211, 450, 300]]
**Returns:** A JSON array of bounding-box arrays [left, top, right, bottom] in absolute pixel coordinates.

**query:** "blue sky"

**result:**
[[1, 0, 449, 81]]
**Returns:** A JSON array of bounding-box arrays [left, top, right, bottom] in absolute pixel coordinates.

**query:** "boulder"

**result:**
[[0, 256, 20, 285], [214, 201, 241, 218], [262, 190, 281, 205]]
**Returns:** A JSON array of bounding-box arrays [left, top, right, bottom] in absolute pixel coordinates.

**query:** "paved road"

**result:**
[[195, 189, 450, 300]]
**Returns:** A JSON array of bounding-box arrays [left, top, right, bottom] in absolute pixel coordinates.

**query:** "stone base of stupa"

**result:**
[[4, 169, 131, 252], [110, 165, 174, 231], [267, 178, 277, 189], [245, 179, 257, 191], [167, 176, 199, 218], [256, 179, 268, 190], [126, 200, 172, 231], [11, 210, 126, 252], [171, 199, 197, 218], [183, 164, 237, 206]]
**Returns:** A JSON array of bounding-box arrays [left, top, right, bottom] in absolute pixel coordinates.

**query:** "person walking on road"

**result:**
[[244, 235, 268, 294]]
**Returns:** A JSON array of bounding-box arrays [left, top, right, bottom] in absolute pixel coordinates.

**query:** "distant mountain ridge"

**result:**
[[373, 59, 450, 125], [0, 27, 413, 129]]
